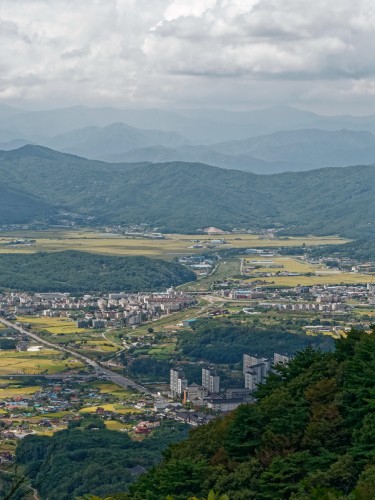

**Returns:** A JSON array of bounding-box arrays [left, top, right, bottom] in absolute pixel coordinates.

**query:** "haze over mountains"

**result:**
[[1, 103, 375, 238], [2, 104, 375, 174], [1, 145, 375, 238]]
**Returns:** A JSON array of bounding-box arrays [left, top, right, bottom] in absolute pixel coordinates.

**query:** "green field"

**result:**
[[0, 230, 348, 259], [79, 403, 143, 414], [0, 384, 41, 398], [0, 350, 83, 375], [186, 255, 375, 290], [241, 256, 375, 287], [17, 316, 87, 335]]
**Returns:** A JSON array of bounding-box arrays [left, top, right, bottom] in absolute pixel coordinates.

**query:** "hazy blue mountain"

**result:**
[[0, 128, 27, 142], [179, 104, 320, 128], [100, 145, 188, 163], [0, 105, 267, 143], [100, 144, 285, 174], [1, 145, 375, 237], [5, 104, 375, 144], [96, 128, 375, 174], [46, 122, 188, 158], [0, 103, 21, 119], [0, 138, 32, 150], [3, 106, 192, 139], [210, 129, 375, 169]]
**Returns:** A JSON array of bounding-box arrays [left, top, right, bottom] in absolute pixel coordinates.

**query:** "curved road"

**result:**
[[0, 318, 165, 400]]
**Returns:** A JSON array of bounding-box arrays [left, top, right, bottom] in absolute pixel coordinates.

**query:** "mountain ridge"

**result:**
[[0, 145, 374, 237]]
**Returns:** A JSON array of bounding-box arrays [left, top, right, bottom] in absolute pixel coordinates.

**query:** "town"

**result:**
[[0, 239, 374, 480]]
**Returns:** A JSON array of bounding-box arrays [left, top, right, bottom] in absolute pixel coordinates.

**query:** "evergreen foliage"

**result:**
[[123, 329, 375, 499], [15, 418, 188, 500], [1, 146, 375, 236], [178, 319, 333, 364], [310, 239, 375, 261], [0, 251, 196, 292]]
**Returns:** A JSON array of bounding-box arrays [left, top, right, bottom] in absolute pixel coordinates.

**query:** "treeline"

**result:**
[[0, 251, 196, 293], [118, 328, 375, 499], [310, 239, 375, 262], [177, 319, 333, 364], [15, 418, 188, 500]]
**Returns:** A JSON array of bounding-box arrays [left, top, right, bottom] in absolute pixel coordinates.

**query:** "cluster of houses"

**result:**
[[0, 374, 165, 445], [0, 288, 196, 329], [178, 255, 216, 277], [218, 283, 375, 316]]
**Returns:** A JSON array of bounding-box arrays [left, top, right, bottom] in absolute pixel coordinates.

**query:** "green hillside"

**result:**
[[15, 419, 188, 500], [1, 145, 375, 237], [0, 184, 49, 223], [0, 251, 196, 292], [121, 329, 375, 500], [310, 239, 375, 261]]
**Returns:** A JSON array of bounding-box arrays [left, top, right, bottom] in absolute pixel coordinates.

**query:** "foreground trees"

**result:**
[[124, 329, 375, 499]]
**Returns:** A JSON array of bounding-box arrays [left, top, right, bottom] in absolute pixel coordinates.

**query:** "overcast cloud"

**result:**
[[0, 0, 375, 112]]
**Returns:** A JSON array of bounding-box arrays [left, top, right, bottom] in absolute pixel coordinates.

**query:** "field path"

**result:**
[[0, 318, 166, 402]]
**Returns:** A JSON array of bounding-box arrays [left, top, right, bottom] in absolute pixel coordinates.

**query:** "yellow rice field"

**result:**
[[0, 230, 348, 259], [16, 316, 87, 335]]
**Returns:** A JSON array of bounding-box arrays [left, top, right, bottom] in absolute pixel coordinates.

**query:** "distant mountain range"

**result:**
[[2, 103, 375, 173], [4, 103, 375, 143], [46, 122, 188, 158], [97, 128, 375, 174], [1, 145, 375, 238]]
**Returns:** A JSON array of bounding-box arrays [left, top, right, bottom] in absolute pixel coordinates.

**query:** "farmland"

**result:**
[[17, 316, 87, 335], [241, 256, 375, 287], [185, 254, 375, 291], [0, 229, 347, 259], [0, 350, 83, 375]]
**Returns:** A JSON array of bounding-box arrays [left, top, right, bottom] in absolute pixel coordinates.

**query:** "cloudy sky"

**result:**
[[1, 0, 375, 113]]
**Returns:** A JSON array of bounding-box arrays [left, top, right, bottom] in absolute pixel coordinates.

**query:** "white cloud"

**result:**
[[0, 0, 374, 112]]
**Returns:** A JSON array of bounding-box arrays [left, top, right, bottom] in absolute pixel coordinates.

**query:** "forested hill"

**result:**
[[1, 145, 375, 237], [310, 238, 375, 261], [0, 184, 49, 223], [0, 251, 196, 292], [119, 329, 375, 500]]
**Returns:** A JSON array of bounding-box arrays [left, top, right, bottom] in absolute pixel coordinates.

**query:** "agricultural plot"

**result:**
[[0, 350, 83, 375], [105, 420, 131, 431], [191, 255, 375, 290], [0, 229, 347, 259], [242, 256, 374, 287], [0, 385, 40, 398], [90, 381, 137, 399], [353, 307, 375, 318], [16, 316, 87, 335], [80, 404, 143, 414], [84, 340, 119, 352]]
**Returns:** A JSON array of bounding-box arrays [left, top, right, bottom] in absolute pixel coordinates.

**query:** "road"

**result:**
[[0, 318, 166, 400]]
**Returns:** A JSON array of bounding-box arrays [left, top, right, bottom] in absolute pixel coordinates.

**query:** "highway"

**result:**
[[0, 317, 165, 400]]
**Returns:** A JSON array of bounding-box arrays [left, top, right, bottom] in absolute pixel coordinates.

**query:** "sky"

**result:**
[[1, 0, 375, 113]]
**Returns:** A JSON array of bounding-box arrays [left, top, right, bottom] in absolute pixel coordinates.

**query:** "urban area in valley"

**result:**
[[0, 225, 374, 475]]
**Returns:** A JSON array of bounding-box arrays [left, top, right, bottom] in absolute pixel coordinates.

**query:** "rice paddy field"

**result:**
[[0, 383, 41, 398], [16, 316, 87, 335], [79, 404, 143, 414], [241, 256, 375, 287], [0, 229, 348, 259], [90, 382, 138, 399], [0, 350, 83, 375], [105, 420, 132, 431], [187, 255, 375, 291]]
